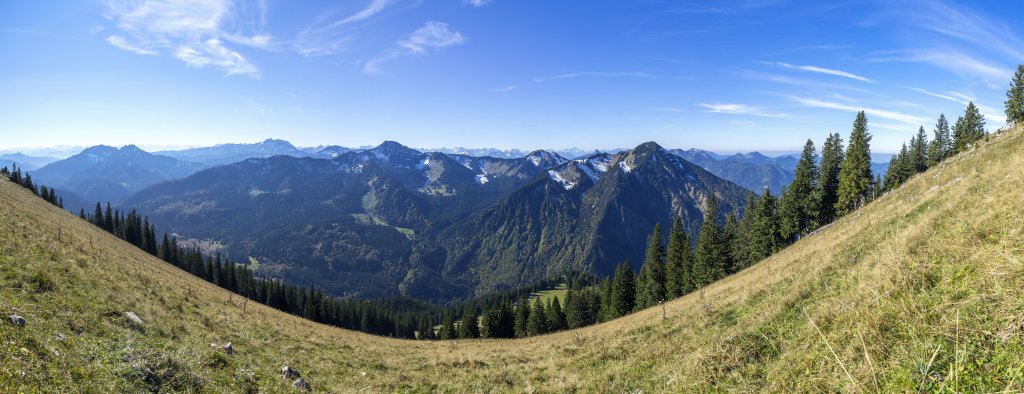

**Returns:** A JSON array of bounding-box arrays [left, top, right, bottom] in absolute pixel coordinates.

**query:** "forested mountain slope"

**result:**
[[2, 126, 1022, 392], [121, 141, 746, 299]]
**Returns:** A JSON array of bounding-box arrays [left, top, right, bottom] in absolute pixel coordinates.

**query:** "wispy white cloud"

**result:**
[[906, 86, 1007, 125], [399, 21, 465, 53], [104, 0, 264, 78], [106, 35, 158, 55], [176, 39, 260, 77], [902, 0, 1024, 62], [870, 49, 1007, 87], [363, 21, 465, 74], [908, 86, 962, 103], [490, 85, 516, 92], [735, 70, 874, 95], [464, 0, 493, 7], [292, 0, 395, 56], [792, 97, 927, 125], [337, 0, 392, 26], [762, 61, 874, 83], [698, 103, 786, 118]]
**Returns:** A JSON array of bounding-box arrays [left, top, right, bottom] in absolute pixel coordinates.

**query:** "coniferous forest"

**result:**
[[4, 89, 1006, 340]]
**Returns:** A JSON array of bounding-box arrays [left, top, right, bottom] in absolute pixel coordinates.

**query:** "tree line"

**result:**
[[4, 65, 1021, 340], [459, 68, 1024, 340], [1, 164, 64, 209]]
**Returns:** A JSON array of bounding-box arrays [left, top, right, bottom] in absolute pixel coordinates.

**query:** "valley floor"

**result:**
[[3, 127, 1024, 392]]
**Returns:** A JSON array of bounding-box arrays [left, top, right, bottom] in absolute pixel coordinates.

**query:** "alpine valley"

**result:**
[[118, 141, 748, 300]]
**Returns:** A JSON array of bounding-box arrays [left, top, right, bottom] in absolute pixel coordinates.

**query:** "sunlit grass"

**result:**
[[1, 127, 1023, 392]]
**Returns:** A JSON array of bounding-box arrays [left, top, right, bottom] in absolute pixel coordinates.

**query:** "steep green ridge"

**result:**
[[2, 126, 1023, 392]]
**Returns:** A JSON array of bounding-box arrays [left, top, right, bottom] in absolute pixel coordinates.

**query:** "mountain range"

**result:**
[[0, 152, 59, 171], [30, 145, 206, 204], [121, 140, 747, 300], [154, 138, 312, 166], [18, 138, 892, 301]]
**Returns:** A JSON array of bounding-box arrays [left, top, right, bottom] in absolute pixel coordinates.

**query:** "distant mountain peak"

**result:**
[[633, 141, 667, 155], [258, 139, 297, 150], [119, 144, 147, 154], [525, 150, 567, 168], [370, 141, 420, 157]]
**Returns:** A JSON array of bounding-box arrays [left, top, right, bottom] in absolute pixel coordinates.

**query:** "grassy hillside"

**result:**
[[2, 127, 1024, 392]]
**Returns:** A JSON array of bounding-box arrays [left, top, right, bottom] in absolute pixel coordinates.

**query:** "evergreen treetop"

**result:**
[[1006, 64, 1024, 125], [836, 111, 873, 216]]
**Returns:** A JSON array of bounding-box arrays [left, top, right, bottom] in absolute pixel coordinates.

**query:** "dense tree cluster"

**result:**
[[884, 102, 988, 191], [1, 164, 62, 208]]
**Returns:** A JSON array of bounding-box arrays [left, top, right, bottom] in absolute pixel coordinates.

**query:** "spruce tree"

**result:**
[[665, 216, 693, 298], [598, 278, 613, 321], [93, 202, 103, 227], [610, 261, 636, 317], [778, 186, 799, 243], [103, 203, 114, 233], [527, 297, 547, 336], [911, 126, 928, 173], [789, 139, 819, 235], [418, 318, 435, 340], [953, 102, 986, 153], [693, 197, 726, 287], [927, 114, 951, 167], [439, 314, 455, 340], [457, 310, 479, 339], [564, 288, 584, 329], [836, 111, 873, 216], [730, 191, 756, 271], [636, 223, 666, 309], [817, 133, 844, 224], [1006, 64, 1024, 125], [546, 298, 567, 332], [721, 214, 738, 275], [884, 143, 912, 192], [748, 188, 780, 262], [514, 296, 530, 338]]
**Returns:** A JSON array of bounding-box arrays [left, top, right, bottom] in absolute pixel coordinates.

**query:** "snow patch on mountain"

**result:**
[[547, 170, 575, 190]]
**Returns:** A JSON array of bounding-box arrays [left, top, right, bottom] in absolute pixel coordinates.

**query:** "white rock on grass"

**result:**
[[124, 312, 143, 325], [292, 378, 311, 391], [8, 315, 25, 327]]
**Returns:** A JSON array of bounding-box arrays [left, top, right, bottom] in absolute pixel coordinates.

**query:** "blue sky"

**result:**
[[1, 0, 1021, 154]]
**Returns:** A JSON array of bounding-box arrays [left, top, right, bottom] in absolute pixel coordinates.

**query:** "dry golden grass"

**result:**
[[2, 126, 1024, 392]]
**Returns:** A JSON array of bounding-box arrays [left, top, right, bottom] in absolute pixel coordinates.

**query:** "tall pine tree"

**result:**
[[817, 133, 844, 224], [836, 111, 873, 216], [610, 261, 636, 318], [636, 223, 666, 309], [527, 297, 548, 336], [1006, 64, 1024, 125], [927, 114, 952, 167], [693, 197, 727, 287], [953, 102, 986, 153], [748, 188, 780, 262], [730, 191, 757, 271], [778, 140, 819, 239], [514, 296, 530, 338], [665, 216, 692, 298], [911, 126, 928, 173]]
